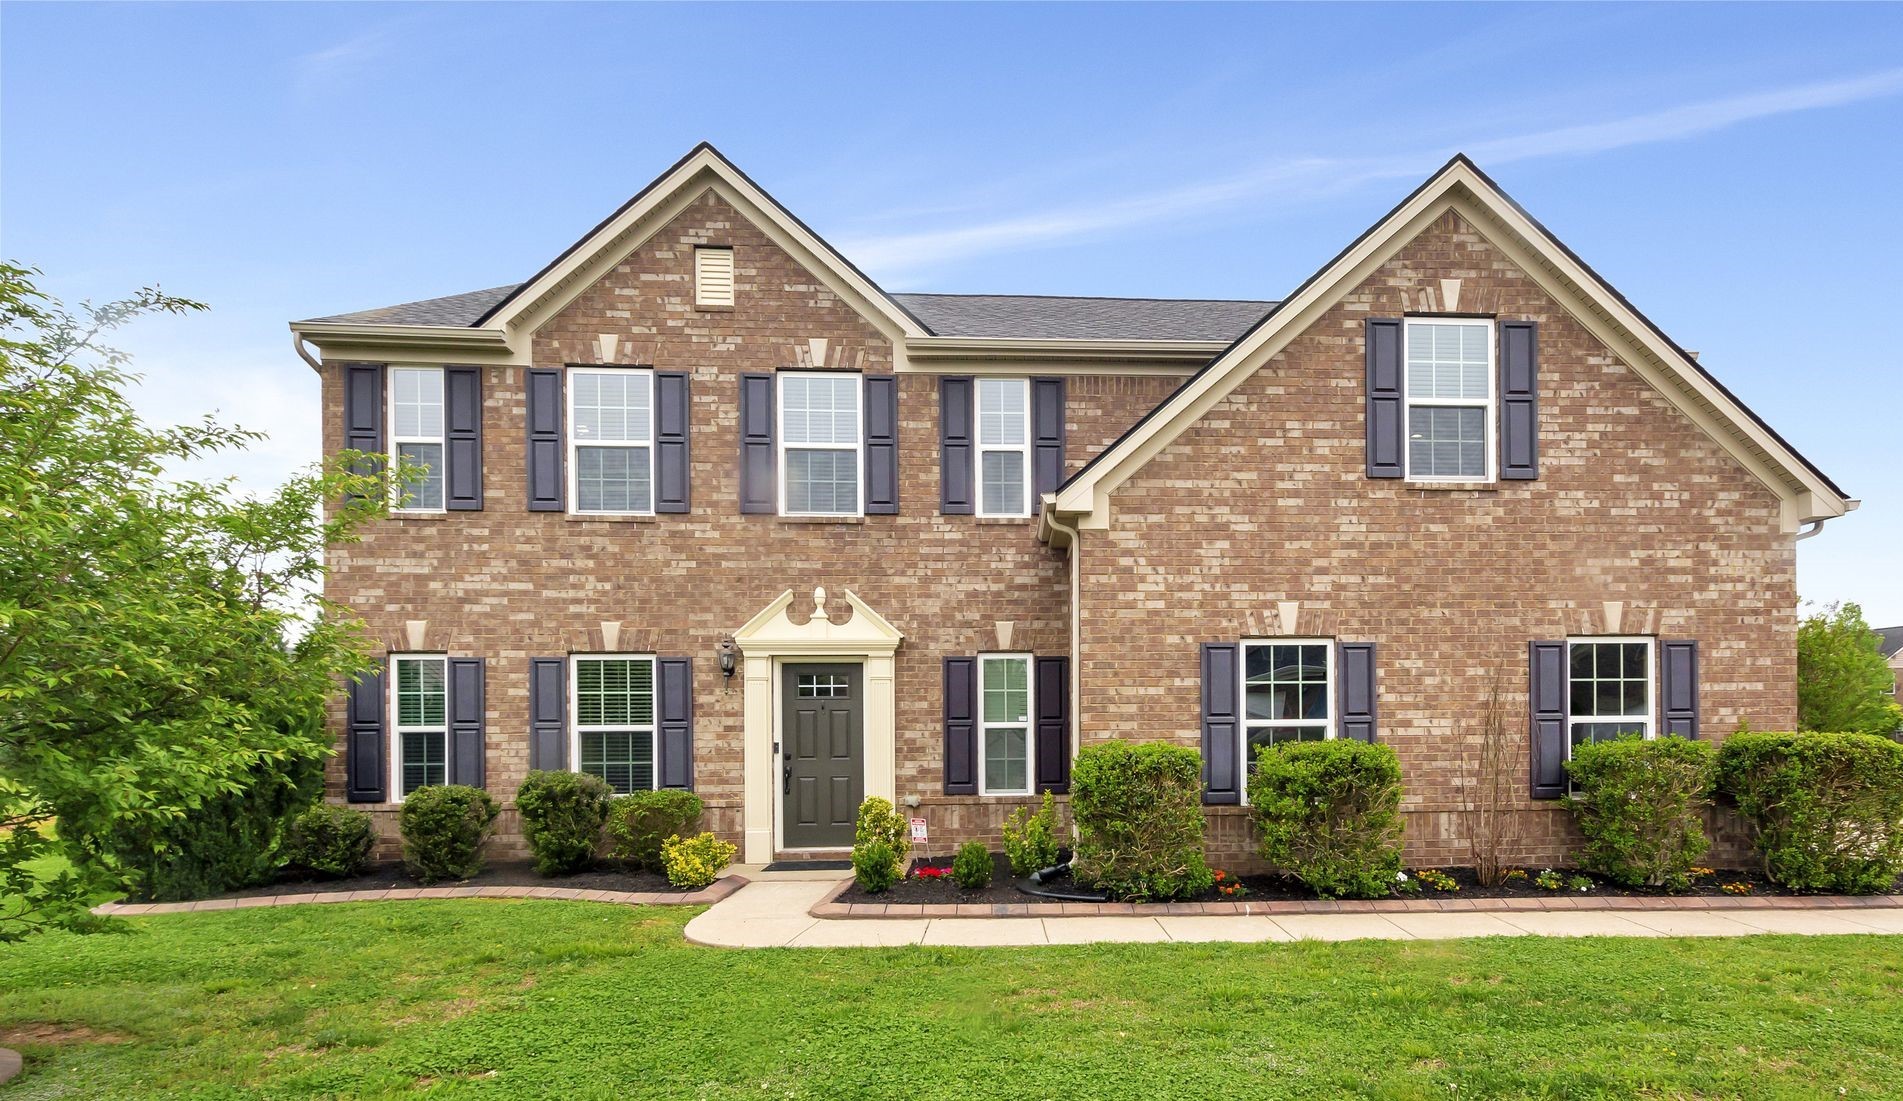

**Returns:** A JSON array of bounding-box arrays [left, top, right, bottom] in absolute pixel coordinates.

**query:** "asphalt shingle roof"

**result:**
[[303, 286, 520, 327], [1876, 626, 1903, 659]]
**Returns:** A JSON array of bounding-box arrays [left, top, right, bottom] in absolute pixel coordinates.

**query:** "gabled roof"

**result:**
[[1877, 626, 1903, 660], [1045, 154, 1854, 536], [304, 285, 517, 327]]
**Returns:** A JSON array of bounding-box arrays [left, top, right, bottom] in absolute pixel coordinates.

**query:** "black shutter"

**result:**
[[939, 376, 974, 514], [1660, 640, 1700, 738], [657, 657, 694, 789], [526, 368, 564, 511], [1034, 655, 1070, 794], [345, 665, 386, 803], [1031, 377, 1065, 514], [444, 366, 483, 511], [1529, 641, 1568, 799], [1365, 318, 1404, 478], [1201, 643, 1241, 804], [739, 373, 776, 514], [943, 657, 977, 795], [654, 371, 691, 513], [529, 658, 567, 770], [1499, 320, 1539, 480], [447, 657, 485, 787], [864, 375, 899, 515], [1337, 642, 1377, 743], [342, 364, 385, 502]]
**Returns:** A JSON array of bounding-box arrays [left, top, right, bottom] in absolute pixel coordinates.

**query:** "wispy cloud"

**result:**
[[291, 24, 401, 100], [843, 68, 1903, 279]]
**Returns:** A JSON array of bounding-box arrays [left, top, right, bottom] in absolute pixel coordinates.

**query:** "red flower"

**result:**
[[1213, 870, 1226, 882]]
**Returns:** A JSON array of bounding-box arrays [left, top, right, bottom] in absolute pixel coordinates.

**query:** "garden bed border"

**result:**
[[93, 874, 747, 916]]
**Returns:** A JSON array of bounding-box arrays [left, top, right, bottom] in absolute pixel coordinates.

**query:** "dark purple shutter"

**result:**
[[1529, 641, 1568, 799], [939, 376, 974, 514], [1499, 320, 1539, 480], [654, 370, 691, 513], [1034, 655, 1070, 794], [447, 657, 485, 787], [345, 665, 386, 803], [1201, 643, 1241, 804], [864, 375, 899, 515], [529, 658, 567, 770], [342, 364, 385, 502], [739, 373, 776, 514], [444, 366, 483, 511], [1660, 640, 1700, 738], [1031, 377, 1065, 514], [1336, 642, 1377, 743], [1365, 318, 1404, 479], [657, 657, 694, 789], [943, 657, 977, 795], [526, 369, 564, 511]]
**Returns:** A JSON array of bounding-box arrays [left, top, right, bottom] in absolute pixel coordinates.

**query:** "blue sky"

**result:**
[[5, 3, 1901, 624]]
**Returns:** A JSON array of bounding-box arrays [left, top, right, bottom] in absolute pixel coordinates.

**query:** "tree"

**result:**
[[0, 263, 393, 930], [1797, 602, 1903, 737]]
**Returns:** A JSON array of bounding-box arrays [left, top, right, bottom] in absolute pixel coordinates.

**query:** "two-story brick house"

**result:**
[[292, 144, 1854, 868]]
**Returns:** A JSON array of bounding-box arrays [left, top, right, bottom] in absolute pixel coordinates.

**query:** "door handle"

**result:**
[[783, 760, 792, 795]]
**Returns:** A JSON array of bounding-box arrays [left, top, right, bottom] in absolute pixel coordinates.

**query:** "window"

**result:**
[[778, 372, 861, 516], [978, 654, 1033, 796], [1404, 318, 1493, 481], [1241, 640, 1334, 788], [568, 367, 654, 514], [975, 378, 1031, 517], [391, 655, 448, 798], [796, 673, 850, 698], [389, 367, 445, 510], [572, 655, 656, 795], [1567, 637, 1653, 757], [695, 246, 734, 307]]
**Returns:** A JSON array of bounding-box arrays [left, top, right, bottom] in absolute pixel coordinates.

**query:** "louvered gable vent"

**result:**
[[695, 246, 735, 307]]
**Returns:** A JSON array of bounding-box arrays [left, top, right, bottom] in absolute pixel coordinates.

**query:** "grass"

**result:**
[[3, 902, 1903, 1099]]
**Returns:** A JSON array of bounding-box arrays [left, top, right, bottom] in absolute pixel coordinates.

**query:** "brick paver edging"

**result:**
[[92, 875, 747, 917], [809, 879, 1903, 919]]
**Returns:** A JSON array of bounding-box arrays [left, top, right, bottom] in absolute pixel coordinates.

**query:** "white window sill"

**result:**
[[564, 513, 658, 524], [1403, 481, 1499, 493], [388, 511, 451, 521], [776, 514, 866, 525]]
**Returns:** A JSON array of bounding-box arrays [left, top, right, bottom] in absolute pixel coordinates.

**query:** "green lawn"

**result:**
[[4, 903, 1903, 1099]]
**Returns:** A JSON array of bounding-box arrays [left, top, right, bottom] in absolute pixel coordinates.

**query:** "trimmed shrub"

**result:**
[[399, 785, 500, 885], [1250, 740, 1405, 900], [952, 841, 993, 889], [1070, 741, 1213, 902], [1717, 731, 1903, 893], [1002, 791, 1062, 878], [1565, 735, 1715, 889], [661, 831, 736, 889], [283, 804, 376, 879], [516, 770, 614, 876], [607, 790, 704, 872], [852, 841, 901, 893], [851, 797, 910, 891]]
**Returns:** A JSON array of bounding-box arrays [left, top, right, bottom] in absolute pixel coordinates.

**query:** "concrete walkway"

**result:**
[[683, 877, 1903, 948]]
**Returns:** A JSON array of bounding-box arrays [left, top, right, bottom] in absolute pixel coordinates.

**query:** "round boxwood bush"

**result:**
[[515, 770, 614, 876], [661, 831, 736, 889], [283, 804, 376, 879], [1717, 730, 1903, 893], [1070, 741, 1213, 902], [952, 841, 993, 889], [1250, 739, 1404, 900], [398, 784, 500, 885], [607, 789, 705, 872], [851, 840, 901, 893], [1566, 735, 1714, 889]]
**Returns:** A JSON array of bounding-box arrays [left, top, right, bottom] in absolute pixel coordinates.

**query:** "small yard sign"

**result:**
[[909, 817, 929, 844]]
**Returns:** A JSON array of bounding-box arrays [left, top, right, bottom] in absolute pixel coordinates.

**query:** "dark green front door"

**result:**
[[782, 663, 863, 849]]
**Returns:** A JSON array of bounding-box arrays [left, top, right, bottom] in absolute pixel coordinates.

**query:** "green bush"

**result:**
[[1250, 740, 1404, 900], [1070, 742, 1213, 902], [952, 841, 993, 889], [606, 789, 704, 872], [1002, 792, 1062, 878], [661, 831, 736, 889], [1566, 735, 1715, 889], [850, 796, 909, 890], [398, 785, 500, 885], [283, 804, 376, 879], [852, 840, 901, 893], [1717, 731, 1903, 893], [515, 770, 614, 876]]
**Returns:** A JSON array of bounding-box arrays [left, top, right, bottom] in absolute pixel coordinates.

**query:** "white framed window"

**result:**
[[391, 654, 448, 799], [976, 377, 1031, 517], [1240, 639, 1334, 800], [389, 366, 446, 511], [1566, 636, 1654, 759], [694, 246, 735, 307], [978, 653, 1034, 796], [571, 654, 657, 795], [568, 367, 655, 515], [778, 371, 862, 516], [1404, 318, 1494, 482]]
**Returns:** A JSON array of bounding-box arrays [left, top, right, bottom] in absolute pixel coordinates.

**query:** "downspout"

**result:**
[[1793, 519, 1828, 542], [293, 332, 323, 373], [1043, 505, 1084, 763]]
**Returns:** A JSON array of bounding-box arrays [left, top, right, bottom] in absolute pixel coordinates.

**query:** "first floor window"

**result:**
[[569, 367, 654, 514], [976, 377, 1030, 517], [1242, 640, 1334, 774], [1404, 318, 1493, 481], [573, 655, 656, 794], [1567, 637, 1653, 756], [779, 371, 861, 515], [392, 654, 448, 797], [979, 654, 1033, 795], [390, 366, 446, 510]]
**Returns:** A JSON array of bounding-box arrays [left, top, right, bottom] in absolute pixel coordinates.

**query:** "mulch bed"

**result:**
[[209, 861, 686, 902]]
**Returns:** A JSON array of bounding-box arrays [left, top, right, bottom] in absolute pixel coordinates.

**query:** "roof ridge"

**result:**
[[894, 291, 1278, 305]]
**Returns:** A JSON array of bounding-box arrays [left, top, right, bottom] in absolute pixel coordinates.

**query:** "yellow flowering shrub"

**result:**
[[660, 831, 737, 889]]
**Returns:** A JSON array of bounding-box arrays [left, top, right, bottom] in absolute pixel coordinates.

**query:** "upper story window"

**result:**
[[391, 654, 448, 798], [976, 378, 1031, 517], [695, 246, 735, 307], [979, 653, 1033, 796], [572, 654, 657, 794], [569, 367, 654, 514], [1242, 640, 1334, 783], [779, 372, 861, 516], [389, 367, 445, 511], [1567, 637, 1653, 757], [1405, 318, 1493, 481]]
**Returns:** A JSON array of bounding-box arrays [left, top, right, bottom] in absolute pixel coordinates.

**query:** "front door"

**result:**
[[781, 663, 863, 849]]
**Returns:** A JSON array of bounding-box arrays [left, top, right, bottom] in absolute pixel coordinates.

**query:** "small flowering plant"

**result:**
[[1211, 869, 1249, 898], [1503, 868, 1528, 882], [1534, 868, 1565, 892], [1415, 869, 1459, 893], [1567, 874, 1594, 894], [913, 864, 951, 880], [1721, 880, 1754, 895], [1393, 870, 1421, 895]]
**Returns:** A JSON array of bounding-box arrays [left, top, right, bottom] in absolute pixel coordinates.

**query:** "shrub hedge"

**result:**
[[516, 770, 614, 876], [1002, 791, 1062, 878], [607, 790, 704, 872], [398, 785, 499, 885], [283, 804, 376, 879], [851, 797, 909, 892], [1070, 741, 1213, 902], [1716, 731, 1903, 893], [1565, 735, 1714, 889], [952, 841, 993, 889], [1249, 740, 1404, 900]]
